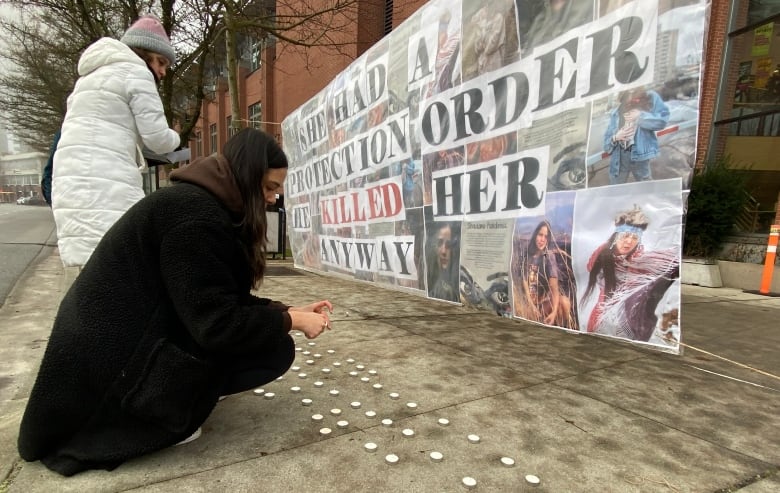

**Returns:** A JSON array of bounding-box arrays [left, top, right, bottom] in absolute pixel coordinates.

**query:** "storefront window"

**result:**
[[710, 0, 780, 231], [717, 1, 780, 135], [747, 0, 780, 26]]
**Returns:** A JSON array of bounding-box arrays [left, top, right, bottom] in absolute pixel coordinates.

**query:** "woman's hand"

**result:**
[[288, 300, 333, 339], [289, 300, 333, 314], [623, 108, 641, 123], [614, 125, 634, 142], [288, 310, 331, 339]]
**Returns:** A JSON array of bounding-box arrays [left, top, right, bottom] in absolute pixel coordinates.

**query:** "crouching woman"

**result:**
[[18, 128, 332, 476]]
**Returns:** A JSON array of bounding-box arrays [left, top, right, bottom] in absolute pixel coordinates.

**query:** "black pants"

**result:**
[[219, 334, 295, 395]]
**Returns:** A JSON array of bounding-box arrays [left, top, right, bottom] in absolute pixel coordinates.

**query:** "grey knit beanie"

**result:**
[[120, 15, 175, 65]]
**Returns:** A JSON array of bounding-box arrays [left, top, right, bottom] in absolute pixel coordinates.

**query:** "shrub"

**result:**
[[683, 157, 749, 259]]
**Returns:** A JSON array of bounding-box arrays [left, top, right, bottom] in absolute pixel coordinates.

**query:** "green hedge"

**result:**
[[683, 157, 749, 259]]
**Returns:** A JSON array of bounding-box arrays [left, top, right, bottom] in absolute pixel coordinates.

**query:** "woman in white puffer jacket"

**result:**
[[52, 15, 180, 267]]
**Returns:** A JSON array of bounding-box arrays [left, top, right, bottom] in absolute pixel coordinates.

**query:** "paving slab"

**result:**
[[677, 290, 780, 390], [555, 357, 780, 465], [2, 258, 779, 492], [0, 248, 64, 484], [395, 317, 650, 381], [75, 386, 774, 493]]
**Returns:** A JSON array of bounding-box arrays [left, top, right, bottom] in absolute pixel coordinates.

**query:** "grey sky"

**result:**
[[0, 4, 22, 137]]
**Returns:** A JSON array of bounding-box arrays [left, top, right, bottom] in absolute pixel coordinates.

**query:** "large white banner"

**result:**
[[283, 0, 708, 353]]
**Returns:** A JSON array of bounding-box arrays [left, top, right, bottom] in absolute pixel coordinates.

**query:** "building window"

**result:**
[[747, 1, 780, 27], [709, 0, 780, 232], [195, 132, 202, 157], [716, 3, 780, 131], [5, 174, 37, 186], [227, 115, 238, 137], [249, 102, 262, 129], [209, 123, 217, 154], [250, 40, 262, 72]]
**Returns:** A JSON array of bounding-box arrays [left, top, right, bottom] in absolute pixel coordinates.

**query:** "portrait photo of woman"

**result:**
[[510, 191, 578, 329], [577, 203, 680, 342]]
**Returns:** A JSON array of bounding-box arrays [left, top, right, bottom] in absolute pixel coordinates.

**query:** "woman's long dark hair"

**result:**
[[223, 128, 288, 287], [129, 47, 162, 83], [618, 88, 651, 112], [583, 233, 619, 301], [528, 220, 553, 257]]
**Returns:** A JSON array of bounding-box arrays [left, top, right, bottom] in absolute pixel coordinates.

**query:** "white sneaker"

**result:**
[[175, 427, 201, 446]]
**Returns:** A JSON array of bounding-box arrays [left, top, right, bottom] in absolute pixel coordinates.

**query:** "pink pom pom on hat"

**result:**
[[120, 15, 175, 65]]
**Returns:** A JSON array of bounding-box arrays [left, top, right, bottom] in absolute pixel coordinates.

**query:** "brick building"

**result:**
[[188, 0, 780, 228], [0, 152, 46, 203], [188, 0, 419, 156]]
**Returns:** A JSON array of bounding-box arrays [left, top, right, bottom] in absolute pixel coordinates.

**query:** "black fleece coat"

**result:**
[[18, 156, 292, 476]]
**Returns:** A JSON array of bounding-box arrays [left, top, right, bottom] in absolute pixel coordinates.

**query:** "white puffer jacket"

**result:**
[[52, 38, 180, 267]]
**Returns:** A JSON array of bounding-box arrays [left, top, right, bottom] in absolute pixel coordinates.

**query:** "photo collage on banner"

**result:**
[[282, 0, 709, 353]]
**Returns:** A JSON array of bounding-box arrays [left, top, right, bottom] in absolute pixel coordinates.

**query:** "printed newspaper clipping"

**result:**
[[282, 0, 706, 353]]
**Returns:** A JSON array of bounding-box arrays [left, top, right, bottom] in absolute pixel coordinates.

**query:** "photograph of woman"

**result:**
[[512, 220, 577, 328], [511, 192, 578, 329], [424, 209, 462, 302], [603, 87, 670, 185], [578, 203, 680, 343]]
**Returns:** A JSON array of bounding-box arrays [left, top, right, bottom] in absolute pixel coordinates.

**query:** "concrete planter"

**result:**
[[681, 258, 723, 287], [717, 260, 780, 292]]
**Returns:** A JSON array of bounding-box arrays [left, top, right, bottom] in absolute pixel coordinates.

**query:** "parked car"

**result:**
[[16, 196, 47, 206], [25, 197, 47, 206]]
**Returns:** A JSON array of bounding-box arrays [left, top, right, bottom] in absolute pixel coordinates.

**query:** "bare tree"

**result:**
[[0, 0, 225, 148], [0, 0, 398, 148], [217, 0, 383, 135], [160, 0, 224, 142], [0, 0, 145, 149]]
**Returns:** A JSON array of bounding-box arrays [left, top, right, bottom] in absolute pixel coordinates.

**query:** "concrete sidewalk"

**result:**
[[0, 248, 778, 492]]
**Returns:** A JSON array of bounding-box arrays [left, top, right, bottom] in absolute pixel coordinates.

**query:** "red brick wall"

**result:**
[[697, 0, 727, 169], [268, 0, 359, 128], [241, 68, 265, 111], [394, 0, 425, 27], [268, 0, 428, 136], [270, 46, 355, 130], [193, 0, 428, 147], [698, 0, 750, 169], [356, 0, 386, 56], [191, 95, 214, 159], [237, 66, 249, 125], [261, 43, 276, 137], [245, 67, 263, 125]]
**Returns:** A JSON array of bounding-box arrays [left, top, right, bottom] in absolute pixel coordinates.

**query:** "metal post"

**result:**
[[280, 208, 286, 259]]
